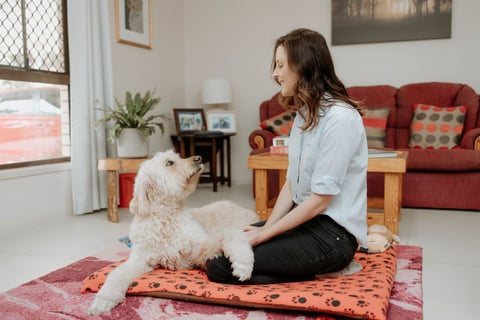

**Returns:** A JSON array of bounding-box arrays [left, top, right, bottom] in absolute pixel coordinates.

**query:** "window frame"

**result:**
[[0, 0, 70, 169]]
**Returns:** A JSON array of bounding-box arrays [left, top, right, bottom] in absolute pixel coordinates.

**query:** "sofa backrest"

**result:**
[[262, 83, 479, 149], [259, 93, 287, 121], [396, 82, 479, 148], [347, 85, 398, 148], [348, 82, 479, 148]]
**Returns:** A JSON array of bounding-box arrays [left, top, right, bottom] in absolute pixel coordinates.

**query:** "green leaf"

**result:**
[[95, 89, 166, 142]]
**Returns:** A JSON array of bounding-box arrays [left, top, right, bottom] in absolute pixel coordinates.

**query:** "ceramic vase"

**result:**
[[116, 128, 149, 158]]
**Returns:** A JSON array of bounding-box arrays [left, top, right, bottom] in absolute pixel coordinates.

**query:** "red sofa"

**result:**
[[249, 82, 480, 211]]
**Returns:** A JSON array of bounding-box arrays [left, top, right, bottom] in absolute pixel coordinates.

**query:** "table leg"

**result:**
[[383, 172, 402, 234], [179, 136, 186, 158], [106, 170, 119, 223], [254, 169, 269, 221], [220, 138, 225, 185], [226, 136, 231, 187], [189, 136, 195, 158], [279, 169, 286, 190], [211, 137, 218, 192]]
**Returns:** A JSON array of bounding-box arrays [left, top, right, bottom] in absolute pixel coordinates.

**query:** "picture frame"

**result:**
[[331, 0, 452, 45], [206, 111, 236, 133], [115, 0, 152, 49], [173, 108, 206, 134]]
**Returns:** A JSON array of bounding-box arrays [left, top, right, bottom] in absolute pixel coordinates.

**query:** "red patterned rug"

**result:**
[[0, 243, 422, 319]]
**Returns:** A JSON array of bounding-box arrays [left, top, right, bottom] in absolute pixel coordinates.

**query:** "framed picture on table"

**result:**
[[173, 108, 206, 134], [206, 111, 236, 133], [115, 0, 152, 49]]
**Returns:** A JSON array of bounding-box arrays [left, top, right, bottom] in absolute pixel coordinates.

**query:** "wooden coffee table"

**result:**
[[248, 151, 408, 234]]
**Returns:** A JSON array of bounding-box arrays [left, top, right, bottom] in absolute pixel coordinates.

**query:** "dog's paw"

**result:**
[[231, 260, 254, 282], [232, 264, 253, 282], [88, 296, 121, 316]]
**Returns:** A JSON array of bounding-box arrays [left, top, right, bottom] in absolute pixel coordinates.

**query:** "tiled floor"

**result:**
[[0, 184, 479, 319]]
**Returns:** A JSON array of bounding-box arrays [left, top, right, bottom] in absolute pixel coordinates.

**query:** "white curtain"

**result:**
[[68, 0, 114, 215]]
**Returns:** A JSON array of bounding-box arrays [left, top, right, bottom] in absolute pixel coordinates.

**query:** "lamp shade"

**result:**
[[201, 78, 232, 105]]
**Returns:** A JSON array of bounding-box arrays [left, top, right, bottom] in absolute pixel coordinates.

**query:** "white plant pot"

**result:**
[[116, 128, 149, 158]]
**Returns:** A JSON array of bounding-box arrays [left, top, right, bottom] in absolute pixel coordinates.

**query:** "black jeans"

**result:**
[[205, 214, 358, 284]]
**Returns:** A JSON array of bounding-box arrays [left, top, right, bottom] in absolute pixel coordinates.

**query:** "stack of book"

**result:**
[[270, 137, 289, 155], [368, 149, 398, 158]]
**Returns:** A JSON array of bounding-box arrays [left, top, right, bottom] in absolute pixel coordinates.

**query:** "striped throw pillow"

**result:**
[[362, 108, 391, 148]]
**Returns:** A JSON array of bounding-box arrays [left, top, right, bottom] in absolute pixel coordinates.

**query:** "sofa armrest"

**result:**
[[249, 129, 276, 150], [461, 128, 480, 150]]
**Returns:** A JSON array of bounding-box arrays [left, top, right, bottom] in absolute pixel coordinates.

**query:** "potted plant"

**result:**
[[97, 89, 168, 158]]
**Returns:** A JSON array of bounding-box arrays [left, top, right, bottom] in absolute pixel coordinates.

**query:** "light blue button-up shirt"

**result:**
[[286, 99, 368, 247]]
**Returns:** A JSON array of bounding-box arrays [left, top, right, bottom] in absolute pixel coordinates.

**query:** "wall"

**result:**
[[183, 0, 480, 185], [111, 0, 185, 153]]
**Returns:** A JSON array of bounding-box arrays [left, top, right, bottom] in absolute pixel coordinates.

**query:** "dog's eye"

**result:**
[[165, 160, 174, 167]]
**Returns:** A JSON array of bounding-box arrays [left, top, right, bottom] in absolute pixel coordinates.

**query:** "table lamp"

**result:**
[[201, 78, 232, 107]]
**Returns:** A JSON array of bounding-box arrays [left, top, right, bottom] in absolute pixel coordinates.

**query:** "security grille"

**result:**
[[0, 0, 67, 74]]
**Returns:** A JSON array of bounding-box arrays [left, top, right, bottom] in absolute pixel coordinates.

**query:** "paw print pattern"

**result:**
[[88, 273, 98, 280], [227, 294, 240, 301], [174, 284, 187, 290], [147, 282, 160, 289], [291, 295, 307, 304], [263, 294, 280, 303], [356, 300, 370, 308], [246, 289, 257, 296], [325, 297, 341, 307]]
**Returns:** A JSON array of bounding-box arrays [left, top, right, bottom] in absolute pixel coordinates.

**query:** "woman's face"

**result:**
[[272, 45, 299, 97]]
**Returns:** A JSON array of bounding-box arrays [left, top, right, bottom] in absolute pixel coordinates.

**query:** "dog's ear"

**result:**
[[130, 175, 159, 217]]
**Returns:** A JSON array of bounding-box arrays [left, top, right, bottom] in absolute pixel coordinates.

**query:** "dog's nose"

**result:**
[[193, 155, 202, 164]]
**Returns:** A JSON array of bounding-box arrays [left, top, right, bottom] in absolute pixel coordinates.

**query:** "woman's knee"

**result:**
[[205, 256, 234, 284]]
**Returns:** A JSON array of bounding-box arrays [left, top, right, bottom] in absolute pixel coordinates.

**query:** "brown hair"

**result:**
[[272, 28, 364, 130]]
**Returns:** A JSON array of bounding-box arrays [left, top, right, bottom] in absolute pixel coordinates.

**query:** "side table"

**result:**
[[97, 158, 147, 222], [171, 132, 235, 192]]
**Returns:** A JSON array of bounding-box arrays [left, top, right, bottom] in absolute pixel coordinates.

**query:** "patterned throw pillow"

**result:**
[[260, 110, 296, 136], [409, 104, 466, 149], [362, 108, 391, 148]]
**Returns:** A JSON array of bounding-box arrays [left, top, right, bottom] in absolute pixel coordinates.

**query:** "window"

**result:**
[[0, 0, 69, 168]]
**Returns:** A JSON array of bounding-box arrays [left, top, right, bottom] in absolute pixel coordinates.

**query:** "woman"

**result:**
[[206, 28, 368, 284]]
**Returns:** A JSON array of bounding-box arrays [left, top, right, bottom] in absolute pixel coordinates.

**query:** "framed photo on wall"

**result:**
[[173, 108, 206, 134], [206, 111, 236, 133], [115, 0, 152, 49], [331, 0, 452, 45]]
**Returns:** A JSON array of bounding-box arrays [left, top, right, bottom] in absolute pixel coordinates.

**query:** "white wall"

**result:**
[[183, 0, 480, 185], [111, 0, 185, 153], [0, 164, 72, 234], [2, 0, 479, 228]]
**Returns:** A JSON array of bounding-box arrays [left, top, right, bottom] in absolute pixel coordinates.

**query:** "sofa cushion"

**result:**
[[396, 82, 479, 148], [363, 108, 391, 148], [409, 104, 466, 149], [260, 110, 296, 136], [403, 148, 480, 171]]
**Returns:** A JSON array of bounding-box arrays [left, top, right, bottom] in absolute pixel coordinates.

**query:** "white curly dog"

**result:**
[[89, 150, 259, 315]]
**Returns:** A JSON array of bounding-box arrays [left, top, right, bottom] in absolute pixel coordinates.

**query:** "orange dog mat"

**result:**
[[82, 247, 397, 320]]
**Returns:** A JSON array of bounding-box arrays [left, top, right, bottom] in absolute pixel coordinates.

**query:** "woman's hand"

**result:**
[[243, 225, 269, 247]]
